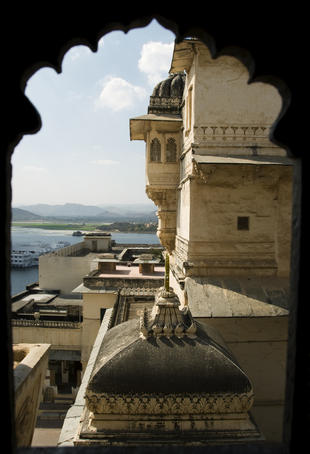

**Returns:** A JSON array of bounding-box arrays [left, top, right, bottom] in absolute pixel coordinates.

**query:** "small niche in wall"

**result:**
[[237, 216, 249, 230]]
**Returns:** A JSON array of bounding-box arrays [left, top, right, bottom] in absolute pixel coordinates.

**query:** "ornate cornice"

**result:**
[[194, 124, 272, 147], [85, 390, 254, 415]]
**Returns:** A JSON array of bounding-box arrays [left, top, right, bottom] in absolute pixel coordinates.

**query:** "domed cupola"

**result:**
[[148, 72, 185, 115], [81, 286, 262, 445]]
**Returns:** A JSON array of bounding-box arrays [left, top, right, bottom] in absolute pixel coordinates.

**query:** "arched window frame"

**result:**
[[149, 137, 161, 162], [166, 137, 177, 163]]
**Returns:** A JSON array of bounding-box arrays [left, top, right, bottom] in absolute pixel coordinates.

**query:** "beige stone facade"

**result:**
[[39, 233, 112, 294], [13, 38, 294, 446], [130, 38, 294, 442], [14, 343, 50, 446]]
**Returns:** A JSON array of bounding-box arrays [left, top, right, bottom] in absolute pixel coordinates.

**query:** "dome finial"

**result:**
[[164, 252, 170, 291], [139, 285, 197, 340]]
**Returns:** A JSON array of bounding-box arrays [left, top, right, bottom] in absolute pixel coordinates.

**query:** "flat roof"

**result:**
[[72, 284, 119, 294], [130, 114, 182, 140], [94, 265, 165, 279], [185, 276, 289, 318], [12, 292, 57, 312], [193, 155, 294, 166], [74, 265, 165, 293]]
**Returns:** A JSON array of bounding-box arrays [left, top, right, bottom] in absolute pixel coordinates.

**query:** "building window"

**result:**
[[237, 216, 249, 230], [150, 138, 161, 162], [166, 138, 177, 162]]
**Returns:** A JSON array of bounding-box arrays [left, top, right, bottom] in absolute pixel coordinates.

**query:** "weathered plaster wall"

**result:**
[[174, 163, 292, 277], [14, 343, 50, 447], [81, 293, 118, 371], [199, 316, 288, 442], [195, 49, 281, 125], [12, 325, 82, 350], [39, 255, 93, 294]]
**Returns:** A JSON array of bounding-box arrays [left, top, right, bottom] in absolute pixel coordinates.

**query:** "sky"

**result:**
[[12, 20, 176, 207]]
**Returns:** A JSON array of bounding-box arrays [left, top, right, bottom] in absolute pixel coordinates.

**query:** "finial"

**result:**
[[139, 285, 197, 340], [164, 253, 170, 292]]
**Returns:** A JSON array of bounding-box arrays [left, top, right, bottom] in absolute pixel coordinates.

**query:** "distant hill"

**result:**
[[14, 203, 157, 222], [17, 203, 104, 217], [12, 208, 42, 221]]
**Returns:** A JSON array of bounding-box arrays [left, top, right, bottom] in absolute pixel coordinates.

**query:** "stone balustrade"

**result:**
[[12, 319, 81, 329]]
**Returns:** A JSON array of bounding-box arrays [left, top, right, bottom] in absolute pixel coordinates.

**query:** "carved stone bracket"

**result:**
[[192, 161, 216, 183], [146, 186, 177, 252]]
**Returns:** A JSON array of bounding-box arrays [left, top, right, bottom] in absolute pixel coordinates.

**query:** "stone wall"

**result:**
[[14, 343, 50, 447], [39, 254, 94, 294]]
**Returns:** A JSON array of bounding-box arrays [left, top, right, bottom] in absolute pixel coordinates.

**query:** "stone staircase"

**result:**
[[36, 395, 74, 428]]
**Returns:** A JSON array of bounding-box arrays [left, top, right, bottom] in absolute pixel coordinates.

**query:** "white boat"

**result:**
[[11, 250, 37, 268], [11, 240, 71, 268], [11, 246, 53, 268]]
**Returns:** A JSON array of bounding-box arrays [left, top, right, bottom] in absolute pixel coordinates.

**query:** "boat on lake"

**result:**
[[11, 241, 70, 268]]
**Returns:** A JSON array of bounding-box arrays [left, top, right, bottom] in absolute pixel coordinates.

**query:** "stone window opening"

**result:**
[[166, 137, 177, 162], [237, 216, 250, 230], [150, 137, 161, 162]]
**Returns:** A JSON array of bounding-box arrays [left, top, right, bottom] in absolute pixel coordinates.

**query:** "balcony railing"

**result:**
[[12, 319, 81, 329]]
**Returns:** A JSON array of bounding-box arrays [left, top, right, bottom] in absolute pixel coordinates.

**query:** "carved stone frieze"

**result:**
[[85, 390, 254, 416], [194, 124, 271, 147]]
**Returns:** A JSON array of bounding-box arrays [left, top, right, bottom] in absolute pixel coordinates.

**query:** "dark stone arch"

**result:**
[[2, 6, 307, 452]]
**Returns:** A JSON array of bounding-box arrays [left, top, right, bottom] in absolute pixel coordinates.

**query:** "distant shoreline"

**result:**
[[11, 222, 157, 234]]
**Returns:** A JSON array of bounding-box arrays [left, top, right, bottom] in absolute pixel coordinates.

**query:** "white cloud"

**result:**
[[138, 41, 174, 86], [91, 159, 119, 166], [96, 76, 147, 111]]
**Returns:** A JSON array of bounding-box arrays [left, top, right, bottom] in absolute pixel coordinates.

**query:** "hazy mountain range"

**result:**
[[12, 203, 157, 222]]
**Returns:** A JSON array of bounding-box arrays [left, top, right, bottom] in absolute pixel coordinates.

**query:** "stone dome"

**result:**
[[148, 73, 185, 115], [81, 288, 260, 445], [86, 288, 253, 399], [152, 73, 185, 98], [86, 317, 252, 397]]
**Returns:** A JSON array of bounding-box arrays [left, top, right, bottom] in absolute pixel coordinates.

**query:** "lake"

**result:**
[[11, 227, 159, 296]]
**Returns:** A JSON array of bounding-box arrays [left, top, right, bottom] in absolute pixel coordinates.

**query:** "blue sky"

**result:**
[[12, 20, 176, 207]]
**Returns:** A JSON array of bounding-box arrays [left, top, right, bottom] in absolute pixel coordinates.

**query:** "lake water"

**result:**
[[11, 227, 159, 296]]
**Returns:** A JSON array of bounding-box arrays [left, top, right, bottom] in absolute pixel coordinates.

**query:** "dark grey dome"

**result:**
[[148, 73, 185, 115], [152, 73, 185, 98], [87, 317, 252, 396]]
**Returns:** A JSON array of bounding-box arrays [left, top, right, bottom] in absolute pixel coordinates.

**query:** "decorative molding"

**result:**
[[194, 124, 272, 147], [85, 390, 254, 416], [148, 96, 183, 115], [12, 319, 81, 329]]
